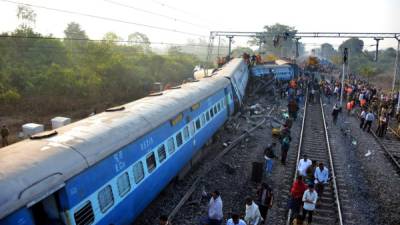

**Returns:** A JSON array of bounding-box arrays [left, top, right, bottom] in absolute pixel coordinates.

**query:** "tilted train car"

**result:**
[[251, 64, 294, 81], [0, 58, 248, 225]]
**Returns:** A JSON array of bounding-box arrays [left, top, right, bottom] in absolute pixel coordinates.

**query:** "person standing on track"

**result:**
[[376, 113, 388, 137], [288, 99, 299, 121], [1, 125, 10, 147], [280, 136, 291, 165], [244, 197, 263, 225], [201, 191, 223, 225], [363, 110, 375, 132], [314, 163, 329, 197], [264, 143, 276, 176], [297, 155, 312, 177], [302, 184, 318, 225], [359, 108, 366, 129], [289, 176, 307, 218], [332, 104, 341, 125], [257, 182, 273, 221]]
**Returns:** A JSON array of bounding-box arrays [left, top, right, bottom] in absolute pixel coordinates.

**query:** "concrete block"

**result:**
[[51, 117, 71, 129], [22, 123, 44, 137]]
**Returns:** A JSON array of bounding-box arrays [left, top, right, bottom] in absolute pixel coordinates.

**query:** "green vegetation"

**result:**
[[319, 38, 397, 79], [0, 6, 202, 114], [249, 23, 305, 58]]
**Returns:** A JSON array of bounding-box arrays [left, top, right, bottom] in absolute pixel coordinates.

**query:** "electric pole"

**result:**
[[340, 48, 348, 106], [227, 35, 234, 60], [294, 37, 301, 58], [374, 37, 383, 61], [394, 37, 400, 113]]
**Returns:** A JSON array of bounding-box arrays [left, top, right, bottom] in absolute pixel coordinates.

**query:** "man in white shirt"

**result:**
[[360, 109, 366, 128], [244, 197, 263, 225], [314, 163, 329, 197], [226, 213, 246, 225], [302, 184, 318, 224], [297, 155, 312, 177], [203, 191, 223, 225]]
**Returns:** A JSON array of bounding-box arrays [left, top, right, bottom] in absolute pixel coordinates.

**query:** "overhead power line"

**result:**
[[0, 0, 207, 37], [0, 34, 228, 48], [0, 44, 227, 57], [150, 0, 205, 19], [103, 0, 210, 30]]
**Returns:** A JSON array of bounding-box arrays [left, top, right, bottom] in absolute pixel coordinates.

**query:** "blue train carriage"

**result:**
[[218, 58, 249, 108], [0, 59, 248, 225], [251, 64, 294, 81]]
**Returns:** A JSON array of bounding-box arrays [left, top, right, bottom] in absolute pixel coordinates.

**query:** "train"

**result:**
[[251, 64, 294, 81], [0, 58, 249, 225]]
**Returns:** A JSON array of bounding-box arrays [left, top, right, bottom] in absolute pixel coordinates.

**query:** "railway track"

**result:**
[[283, 94, 347, 225], [371, 123, 400, 172]]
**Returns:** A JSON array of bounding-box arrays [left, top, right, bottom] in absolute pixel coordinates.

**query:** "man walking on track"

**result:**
[[302, 184, 318, 224]]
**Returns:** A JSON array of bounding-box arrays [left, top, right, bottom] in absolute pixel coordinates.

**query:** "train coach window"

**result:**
[[183, 126, 190, 141], [214, 106, 218, 114], [195, 119, 201, 130], [98, 185, 114, 213], [189, 122, 195, 136], [210, 109, 214, 118], [167, 138, 176, 154], [201, 114, 206, 126], [217, 102, 221, 111], [74, 201, 95, 225], [133, 161, 145, 184], [206, 111, 210, 122], [117, 172, 131, 197], [176, 132, 183, 147], [146, 152, 157, 173], [157, 145, 166, 163]]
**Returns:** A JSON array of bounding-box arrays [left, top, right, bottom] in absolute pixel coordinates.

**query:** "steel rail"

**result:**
[[370, 127, 400, 171], [285, 88, 308, 225], [320, 97, 344, 225], [285, 91, 344, 225]]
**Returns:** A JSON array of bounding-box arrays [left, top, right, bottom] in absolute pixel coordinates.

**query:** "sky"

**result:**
[[0, 0, 399, 51]]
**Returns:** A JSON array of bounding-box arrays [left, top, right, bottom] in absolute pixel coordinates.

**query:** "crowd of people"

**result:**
[[191, 76, 324, 225], [319, 74, 400, 137]]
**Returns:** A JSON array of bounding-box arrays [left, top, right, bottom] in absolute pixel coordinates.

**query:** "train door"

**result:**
[[30, 194, 65, 225], [224, 87, 231, 116]]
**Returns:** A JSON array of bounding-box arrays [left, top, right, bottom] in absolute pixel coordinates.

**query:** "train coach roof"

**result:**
[[0, 71, 231, 219], [218, 58, 244, 78]]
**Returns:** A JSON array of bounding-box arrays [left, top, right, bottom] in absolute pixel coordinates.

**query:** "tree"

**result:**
[[320, 43, 335, 59], [64, 22, 88, 50], [16, 5, 36, 31], [103, 32, 122, 43], [64, 22, 88, 40], [339, 38, 364, 55], [128, 32, 150, 51], [249, 23, 298, 58], [359, 65, 375, 82]]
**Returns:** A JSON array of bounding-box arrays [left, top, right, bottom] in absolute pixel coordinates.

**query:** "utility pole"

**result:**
[[294, 37, 301, 58], [217, 36, 221, 58], [394, 37, 400, 113], [374, 37, 383, 61], [227, 35, 234, 60], [340, 48, 348, 106]]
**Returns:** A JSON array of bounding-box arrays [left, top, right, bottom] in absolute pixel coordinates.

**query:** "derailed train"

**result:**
[[0, 58, 249, 225]]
